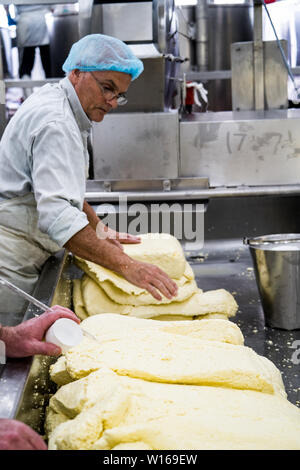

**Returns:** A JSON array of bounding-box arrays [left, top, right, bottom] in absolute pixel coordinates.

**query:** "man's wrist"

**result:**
[[0, 325, 11, 346], [117, 253, 136, 276]]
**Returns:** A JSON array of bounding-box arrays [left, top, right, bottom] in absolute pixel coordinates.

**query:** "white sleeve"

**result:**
[[31, 120, 89, 247]]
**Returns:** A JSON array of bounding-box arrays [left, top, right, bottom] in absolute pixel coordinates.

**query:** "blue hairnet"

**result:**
[[62, 34, 144, 81]]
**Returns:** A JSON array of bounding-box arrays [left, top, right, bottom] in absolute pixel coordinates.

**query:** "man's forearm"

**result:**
[[64, 224, 134, 275], [83, 200, 100, 231], [0, 324, 8, 342], [0, 324, 11, 350], [65, 222, 178, 301]]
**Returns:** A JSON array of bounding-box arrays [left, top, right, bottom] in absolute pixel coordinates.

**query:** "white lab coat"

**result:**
[[0, 193, 60, 317], [15, 5, 51, 48], [0, 78, 91, 316]]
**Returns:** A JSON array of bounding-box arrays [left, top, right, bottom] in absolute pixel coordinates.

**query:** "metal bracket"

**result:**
[[162, 179, 171, 191], [103, 181, 111, 192]]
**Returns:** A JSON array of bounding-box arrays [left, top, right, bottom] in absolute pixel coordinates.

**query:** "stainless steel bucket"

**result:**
[[244, 233, 300, 330]]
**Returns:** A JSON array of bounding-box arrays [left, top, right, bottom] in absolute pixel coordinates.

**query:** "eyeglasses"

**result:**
[[89, 72, 128, 106]]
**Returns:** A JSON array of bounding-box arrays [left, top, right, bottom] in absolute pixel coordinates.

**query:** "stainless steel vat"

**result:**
[[244, 233, 300, 330], [231, 39, 289, 111], [46, 12, 79, 77], [179, 109, 300, 186], [0, 250, 75, 430], [1, 198, 300, 434], [89, 1, 180, 111], [206, 5, 253, 112], [92, 111, 179, 180]]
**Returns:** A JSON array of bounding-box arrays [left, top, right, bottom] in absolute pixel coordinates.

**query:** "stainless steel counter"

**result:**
[[0, 236, 299, 435], [0, 250, 73, 429]]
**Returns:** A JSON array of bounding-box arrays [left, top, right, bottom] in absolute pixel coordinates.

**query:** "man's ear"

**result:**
[[68, 69, 81, 85]]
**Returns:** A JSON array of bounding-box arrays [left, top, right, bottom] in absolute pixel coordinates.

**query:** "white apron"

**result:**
[[0, 193, 60, 320], [16, 8, 50, 48]]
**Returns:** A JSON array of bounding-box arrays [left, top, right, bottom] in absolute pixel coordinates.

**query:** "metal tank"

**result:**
[[205, 3, 253, 112], [46, 5, 79, 78], [86, 0, 180, 111], [89, 0, 183, 180], [0, 27, 13, 78]]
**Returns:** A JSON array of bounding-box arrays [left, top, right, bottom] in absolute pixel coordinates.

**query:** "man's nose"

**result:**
[[108, 98, 119, 109]]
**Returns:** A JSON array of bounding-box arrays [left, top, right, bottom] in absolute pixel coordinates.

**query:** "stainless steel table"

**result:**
[[0, 240, 299, 433]]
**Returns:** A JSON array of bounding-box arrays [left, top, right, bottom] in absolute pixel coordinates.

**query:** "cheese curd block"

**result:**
[[151, 314, 195, 321], [59, 314, 284, 396], [98, 276, 197, 306], [45, 408, 69, 436], [75, 314, 244, 345], [94, 410, 300, 450], [77, 275, 237, 319], [49, 356, 74, 387], [195, 313, 228, 320], [79, 274, 203, 317], [47, 368, 300, 450], [73, 231, 238, 316], [64, 336, 284, 395], [111, 442, 153, 450], [75, 257, 195, 305], [75, 233, 189, 297], [123, 233, 187, 279], [49, 402, 105, 450], [49, 316, 243, 387], [156, 318, 244, 343], [50, 315, 244, 386], [154, 314, 226, 320], [72, 279, 89, 321]]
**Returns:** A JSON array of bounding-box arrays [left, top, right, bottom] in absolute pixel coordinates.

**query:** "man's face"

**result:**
[[69, 69, 132, 122]]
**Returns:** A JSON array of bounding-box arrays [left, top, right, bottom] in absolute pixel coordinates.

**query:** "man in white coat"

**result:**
[[15, 5, 52, 79], [0, 34, 178, 318]]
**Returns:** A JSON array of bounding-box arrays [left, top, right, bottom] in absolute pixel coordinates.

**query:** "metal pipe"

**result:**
[[0, 0, 75, 3], [196, 0, 208, 72], [253, 0, 264, 110], [152, 0, 167, 54], [85, 184, 300, 203], [4, 78, 59, 88], [184, 67, 300, 83], [78, 0, 94, 38], [0, 29, 7, 138]]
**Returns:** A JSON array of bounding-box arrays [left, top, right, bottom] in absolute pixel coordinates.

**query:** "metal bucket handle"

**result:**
[[243, 235, 300, 247]]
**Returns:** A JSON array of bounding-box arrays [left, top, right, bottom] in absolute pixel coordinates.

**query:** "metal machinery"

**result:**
[[0, 0, 300, 435]]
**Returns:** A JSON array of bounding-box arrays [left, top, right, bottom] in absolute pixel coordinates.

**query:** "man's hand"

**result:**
[[0, 419, 47, 450], [0, 306, 80, 358], [96, 220, 141, 250], [95, 225, 178, 300], [120, 259, 178, 301], [65, 225, 178, 302]]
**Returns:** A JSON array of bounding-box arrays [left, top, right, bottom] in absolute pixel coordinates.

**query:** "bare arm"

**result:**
[[83, 200, 100, 230], [83, 200, 141, 244], [64, 224, 178, 301], [65, 223, 131, 273]]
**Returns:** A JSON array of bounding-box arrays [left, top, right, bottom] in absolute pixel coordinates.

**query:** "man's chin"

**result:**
[[91, 111, 105, 123]]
